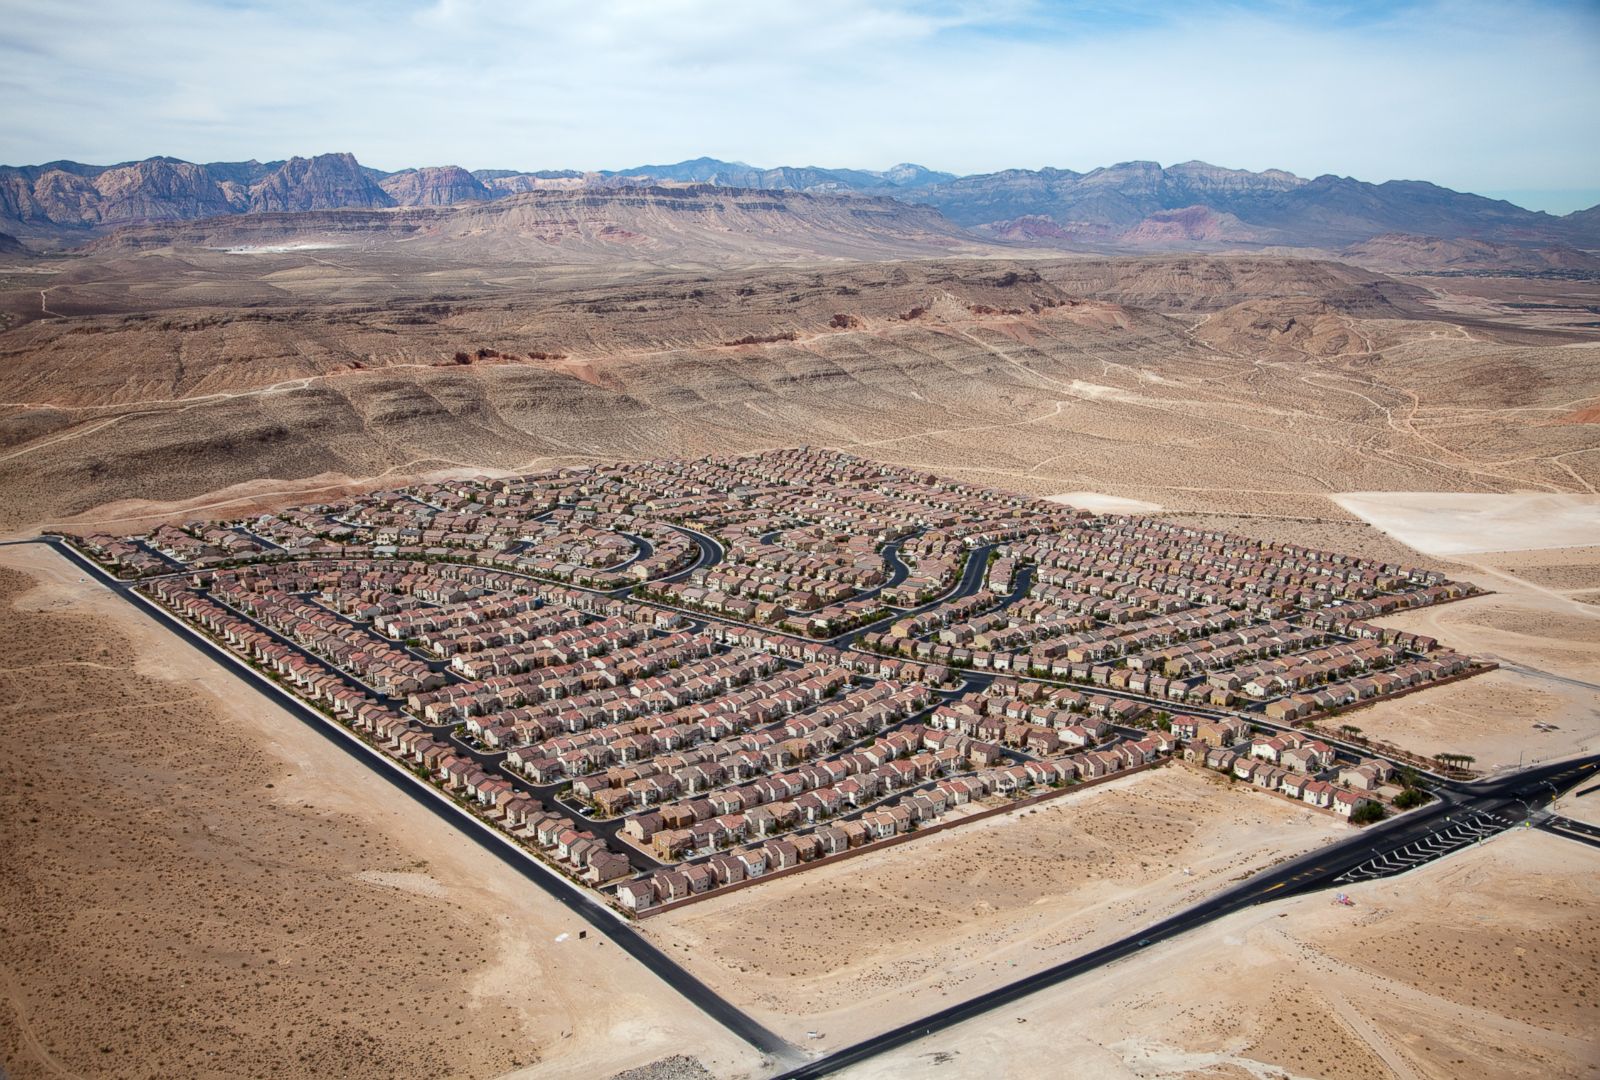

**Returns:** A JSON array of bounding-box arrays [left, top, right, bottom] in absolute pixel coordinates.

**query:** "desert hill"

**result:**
[[82, 185, 998, 269], [930, 162, 1599, 252], [601, 156, 956, 193], [1342, 232, 1600, 273], [0, 153, 391, 241], [8, 152, 1598, 267], [376, 165, 493, 206], [2, 251, 1595, 533]]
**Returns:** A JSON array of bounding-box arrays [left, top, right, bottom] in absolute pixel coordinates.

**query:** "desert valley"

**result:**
[[2, 9, 1598, 1076]]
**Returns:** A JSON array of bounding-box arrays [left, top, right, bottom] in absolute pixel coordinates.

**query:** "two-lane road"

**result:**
[[772, 753, 1600, 1078], [14, 534, 1596, 1080], [27, 536, 799, 1063]]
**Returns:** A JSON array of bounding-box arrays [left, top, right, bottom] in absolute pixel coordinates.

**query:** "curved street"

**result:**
[[21, 532, 1598, 1079]]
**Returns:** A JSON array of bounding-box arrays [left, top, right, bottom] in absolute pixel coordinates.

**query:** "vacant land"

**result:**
[[1147, 505, 1600, 774], [2, 245, 1596, 1080], [0, 544, 763, 1080], [2, 255, 1597, 536], [1553, 782, 1600, 828], [1348, 556, 1600, 772], [645, 765, 1344, 1047], [834, 828, 1600, 1080], [1332, 492, 1600, 556], [1044, 492, 1163, 514]]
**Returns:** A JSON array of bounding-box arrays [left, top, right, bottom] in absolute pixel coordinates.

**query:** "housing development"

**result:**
[[72, 448, 1490, 916]]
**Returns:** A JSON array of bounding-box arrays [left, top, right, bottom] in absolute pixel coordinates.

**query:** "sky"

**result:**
[[2, 0, 1598, 212]]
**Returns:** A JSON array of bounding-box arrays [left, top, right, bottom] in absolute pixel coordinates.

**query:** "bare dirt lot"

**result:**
[[834, 828, 1600, 1080], [643, 765, 1346, 1049], [1143, 502, 1600, 776], [1044, 492, 1164, 513], [1553, 780, 1600, 828], [2, 250, 1596, 1079], [0, 544, 763, 1080], [1332, 492, 1600, 556], [1347, 552, 1600, 773], [3, 255, 1597, 535]]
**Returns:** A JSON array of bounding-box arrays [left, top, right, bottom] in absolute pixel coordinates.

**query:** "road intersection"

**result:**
[[10, 532, 1596, 1076]]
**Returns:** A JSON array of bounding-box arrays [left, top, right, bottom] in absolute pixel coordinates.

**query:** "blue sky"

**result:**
[[2, 0, 1597, 211]]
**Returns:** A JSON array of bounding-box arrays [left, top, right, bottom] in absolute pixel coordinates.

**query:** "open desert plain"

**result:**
[[3, 6, 1600, 1072], [2, 198, 1597, 1079], [0, 185, 1593, 1080]]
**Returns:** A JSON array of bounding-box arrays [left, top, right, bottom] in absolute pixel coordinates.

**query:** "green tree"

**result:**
[[1393, 788, 1429, 810]]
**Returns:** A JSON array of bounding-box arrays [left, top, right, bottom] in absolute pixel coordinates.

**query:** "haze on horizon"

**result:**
[[3, 0, 1599, 213]]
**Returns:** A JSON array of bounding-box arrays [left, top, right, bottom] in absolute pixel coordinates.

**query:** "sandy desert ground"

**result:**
[[0, 544, 765, 1080], [1331, 492, 1600, 556], [644, 765, 1346, 1049], [1552, 779, 1600, 828], [833, 827, 1600, 1080], [2, 254, 1597, 535], [1, 248, 1596, 1078], [1044, 491, 1165, 514], [1348, 544, 1600, 773]]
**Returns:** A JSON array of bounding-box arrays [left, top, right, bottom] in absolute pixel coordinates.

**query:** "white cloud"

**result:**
[[0, 0, 1595, 197]]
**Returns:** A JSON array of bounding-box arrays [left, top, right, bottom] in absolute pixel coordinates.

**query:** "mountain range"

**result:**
[[84, 184, 989, 269], [3, 151, 1597, 263]]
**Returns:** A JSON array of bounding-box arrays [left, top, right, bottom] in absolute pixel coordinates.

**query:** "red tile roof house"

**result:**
[[622, 810, 664, 842], [477, 777, 515, 807], [503, 795, 540, 827], [1279, 745, 1321, 773], [1280, 774, 1312, 801], [555, 828, 590, 860], [861, 809, 899, 839], [707, 853, 747, 885], [1251, 736, 1291, 763], [763, 838, 802, 870], [1301, 779, 1336, 808], [735, 848, 770, 879], [1022, 761, 1058, 787], [1331, 789, 1376, 818], [682, 862, 717, 894], [903, 794, 940, 823], [566, 836, 603, 869], [839, 820, 870, 848], [1085, 750, 1123, 777], [656, 870, 693, 902], [652, 829, 692, 860], [886, 804, 915, 833], [461, 768, 493, 797], [933, 778, 970, 805], [791, 832, 825, 863], [586, 849, 635, 886], [1002, 764, 1038, 793], [1264, 698, 1307, 723], [814, 825, 851, 854], [534, 816, 571, 848], [742, 806, 779, 838], [439, 757, 475, 789], [616, 879, 658, 912], [1251, 764, 1289, 790], [1302, 740, 1337, 768], [1339, 762, 1391, 791]]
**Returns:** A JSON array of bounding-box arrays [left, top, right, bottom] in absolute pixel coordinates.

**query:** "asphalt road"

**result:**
[[1538, 814, 1600, 850], [21, 533, 1599, 1078], [31, 537, 798, 1062], [770, 752, 1600, 1078]]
